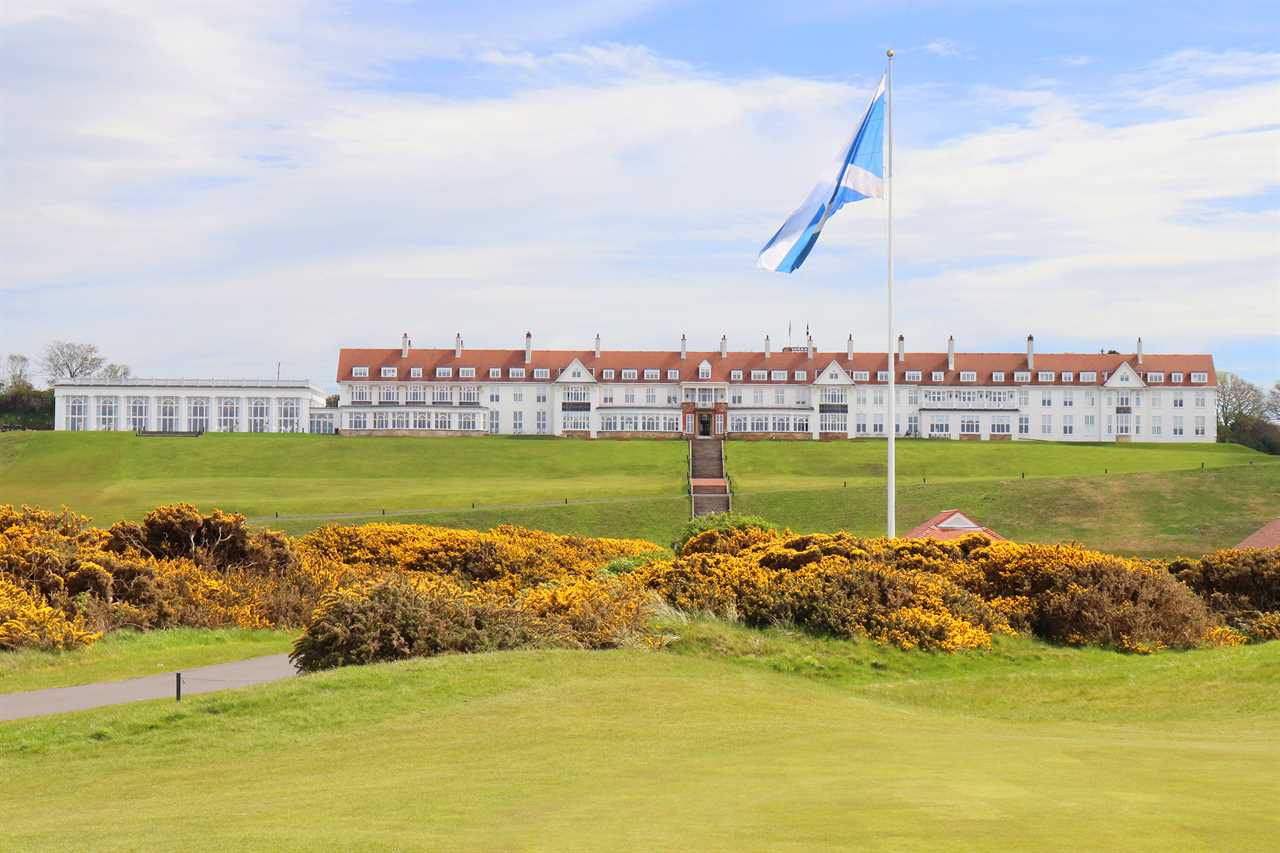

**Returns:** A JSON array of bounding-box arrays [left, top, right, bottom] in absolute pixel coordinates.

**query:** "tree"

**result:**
[[98, 363, 131, 380], [3, 354, 31, 389], [1215, 372, 1264, 433], [325, 394, 339, 408], [40, 341, 105, 384], [1266, 381, 1280, 423]]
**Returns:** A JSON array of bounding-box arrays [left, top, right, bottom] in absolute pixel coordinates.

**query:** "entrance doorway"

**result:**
[[698, 412, 712, 437]]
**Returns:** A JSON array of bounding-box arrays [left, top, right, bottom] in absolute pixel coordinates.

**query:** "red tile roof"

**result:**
[[905, 510, 1005, 542], [336, 346, 1216, 386], [1236, 519, 1280, 549]]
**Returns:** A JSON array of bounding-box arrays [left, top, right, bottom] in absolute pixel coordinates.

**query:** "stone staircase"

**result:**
[[689, 438, 730, 516]]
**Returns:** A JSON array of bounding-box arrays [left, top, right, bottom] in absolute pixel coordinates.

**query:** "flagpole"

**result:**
[[885, 48, 896, 538]]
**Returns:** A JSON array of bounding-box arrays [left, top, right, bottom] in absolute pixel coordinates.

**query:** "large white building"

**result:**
[[53, 378, 330, 433], [331, 333, 1218, 443]]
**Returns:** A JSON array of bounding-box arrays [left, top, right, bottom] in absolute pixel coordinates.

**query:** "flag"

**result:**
[[757, 75, 886, 273]]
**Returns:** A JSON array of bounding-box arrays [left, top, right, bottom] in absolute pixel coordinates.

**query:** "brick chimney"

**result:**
[[524, 331, 532, 365], [400, 333, 410, 359], [947, 336, 955, 372], [897, 334, 905, 363], [720, 335, 728, 358], [454, 333, 463, 358], [1026, 334, 1035, 372]]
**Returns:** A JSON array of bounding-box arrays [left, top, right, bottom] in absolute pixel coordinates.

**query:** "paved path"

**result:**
[[0, 654, 297, 722]]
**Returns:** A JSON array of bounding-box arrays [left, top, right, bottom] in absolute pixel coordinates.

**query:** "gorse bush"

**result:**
[[671, 512, 776, 553], [1172, 547, 1280, 642]]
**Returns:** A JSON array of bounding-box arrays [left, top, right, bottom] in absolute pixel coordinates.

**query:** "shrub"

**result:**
[[672, 512, 776, 554], [1172, 547, 1280, 642], [0, 575, 99, 651]]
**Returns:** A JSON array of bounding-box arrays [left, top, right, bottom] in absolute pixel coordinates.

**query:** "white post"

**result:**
[[885, 49, 896, 538]]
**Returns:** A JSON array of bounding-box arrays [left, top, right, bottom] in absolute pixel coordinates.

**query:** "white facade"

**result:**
[[333, 336, 1218, 444], [53, 379, 330, 434]]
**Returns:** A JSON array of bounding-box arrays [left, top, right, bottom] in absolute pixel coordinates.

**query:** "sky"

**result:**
[[2, 0, 1278, 391]]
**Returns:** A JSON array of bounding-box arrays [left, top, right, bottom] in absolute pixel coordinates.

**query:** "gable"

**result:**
[[1104, 361, 1145, 389], [813, 360, 852, 385], [554, 358, 596, 383]]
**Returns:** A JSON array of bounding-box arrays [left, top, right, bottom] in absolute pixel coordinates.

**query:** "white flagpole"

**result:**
[[885, 49, 896, 538]]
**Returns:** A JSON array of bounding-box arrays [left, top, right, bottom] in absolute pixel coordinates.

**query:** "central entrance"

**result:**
[[698, 412, 712, 437]]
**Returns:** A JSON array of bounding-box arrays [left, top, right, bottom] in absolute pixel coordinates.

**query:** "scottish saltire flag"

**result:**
[[757, 75, 886, 273]]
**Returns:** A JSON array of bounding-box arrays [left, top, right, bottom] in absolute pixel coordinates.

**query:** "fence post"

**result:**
[[176, 672, 182, 702]]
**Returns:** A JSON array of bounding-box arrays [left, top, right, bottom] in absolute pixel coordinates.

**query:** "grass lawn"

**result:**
[[1, 620, 1277, 851], [0, 432, 687, 523], [0, 628, 295, 694]]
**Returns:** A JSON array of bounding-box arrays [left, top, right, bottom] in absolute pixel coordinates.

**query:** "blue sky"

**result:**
[[2, 1, 1277, 389]]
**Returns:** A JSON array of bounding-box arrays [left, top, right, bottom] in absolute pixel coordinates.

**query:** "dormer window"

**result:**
[[853, 371, 870, 382], [771, 370, 787, 381], [1146, 372, 1163, 383], [352, 366, 369, 378], [381, 367, 397, 378], [602, 369, 615, 380], [751, 370, 767, 381], [730, 369, 743, 381], [931, 371, 945, 382], [488, 368, 501, 379], [698, 365, 711, 380], [1080, 371, 1097, 382], [620, 369, 637, 380], [533, 368, 550, 379], [877, 371, 889, 382], [1014, 371, 1030, 383], [1037, 371, 1055, 382], [1171, 372, 1184, 383], [644, 369, 660, 381], [794, 370, 807, 381], [459, 367, 475, 378], [435, 367, 452, 378], [959, 371, 976, 383], [991, 371, 1005, 382], [509, 367, 526, 379], [905, 370, 921, 382], [669, 369, 682, 381], [1190, 372, 1207, 384], [410, 367, 423, 378]]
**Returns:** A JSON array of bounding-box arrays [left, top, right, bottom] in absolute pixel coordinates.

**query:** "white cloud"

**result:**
[[2, 6, 1277, 387], [920, 39, 967, 59]]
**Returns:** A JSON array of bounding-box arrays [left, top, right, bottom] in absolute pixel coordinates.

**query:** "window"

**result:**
[[65, 396, 88, 431], [872, 389, 886, 406], [392, 411, 408, 430], [454, 412, 474, 430], [1173, 393, 1184, 408], [1041, 391, 1053, 407], [771, 370, 787, 382], [959, 371, 976, 383], [409, 385, 427, 403], [562, 413, 589, 431], [1084, 414, 1095, 430], [536, 411, 548, 434], [991, 415, 1011, 435], [533, 368, 550, 379], [488, 411, 499, 434], [513, 389, 524, 403], [536, 387, 547, 403], [411, 367, 423, 378], [1116, 413, 1130, 435], [347, 412, 367, 430], [97, 397, 118, 430], [436, 367, 452, 378], [820, 387, 847, 404], [873, 413, 886, 434], [794, 370, 807, 382], [751, 370, 767, 381], [128, 397, 149, 431], [187, 398, 209, 433], [1014, 371, 1030, 383], [819, 412, 846, 433], [158, 397, 179, 432], [929, 371, 943, 382], [960, 415, 979, 435], [565, 385, 591, 403], [1079, 371, 1097, 382], [1062, 414, 1074, 436], [351, 385, 371, 403], [512, 411, 523, 434], [381, 367, 397, 378], [380, 385, 398, 403], [907, 414, 920, 436], [460, 386, 479, 404], [908, 387, 920, 405], [1194, 392, 1206, 408], [623, 387, 636, 405], [459, 367, 476, 378], [644, 369, 660, 381], [1037, 371, 1055, 383], [621, 369, 638, 380], [929, 416, 949, 436], [1018, 390, 1029, 407], [855, 413, 867, 435], [510, 368, 526, 379], [433, 386, 451, 404], [1194, 415, 1206, 436], [774, 388, 785, 405], [730, 369, 743, 381], [415, 412, 428, 430], [905, 370, 921, 382], [601, 369, 614, 380], [1133, 392, 1143, 408], [853, 371, 870, 382], [1146, 372, 1163, 383], [488, 368, 501, 379], [434, 411, 452, 430], [1191, 372, 1208, 384], [218, 398, 240, 432], [1171, 372, 1184, 383], [352, 366, 368, 378], [1152, 415, 1162, 436], [1061, 372, 1073, 383], [876, 371, 889, 382], [249, 398, 270, 433], [991, 371, 1005, 382], [666, 369, 679, 381], [1062, 391, 1073, 407], [1041, 414, 1052, 435], [1017, 415, 1030, 435]]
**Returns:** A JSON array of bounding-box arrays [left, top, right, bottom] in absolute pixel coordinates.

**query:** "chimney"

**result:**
[[680, 333, 687, 360], [720, 335, 728, 358], [454, 333, 463, 359], [594, 333, 601, 359], [947, 336, 955, 372], [1136, 336, 1144, 365], [807, 332, 815, 360], [524, 331, 532, 365], [1026, 335, 1035, 371], [847, 334, 854, 360], [897, 334, 905, 364], [764, 335, 771, 359], [400, 332, 410, 359]]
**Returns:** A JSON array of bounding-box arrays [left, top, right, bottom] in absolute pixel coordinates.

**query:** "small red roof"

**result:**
[[1236, 519, 1280, 549], [905, 510, 1005, 542]]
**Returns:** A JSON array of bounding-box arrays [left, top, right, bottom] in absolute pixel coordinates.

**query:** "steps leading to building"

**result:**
[[689, 439, 729, 517]]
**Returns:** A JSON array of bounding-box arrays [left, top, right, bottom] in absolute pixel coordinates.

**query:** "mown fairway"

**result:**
[[1, 432, 1276, 555], [2, 620, 1277, 852]]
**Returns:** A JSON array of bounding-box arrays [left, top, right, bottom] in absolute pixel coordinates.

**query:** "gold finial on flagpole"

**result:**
[[886, 49, 894, 58]]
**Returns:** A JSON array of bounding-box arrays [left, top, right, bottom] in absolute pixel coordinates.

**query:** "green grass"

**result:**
[[2, 622, 1277, 851], [0, 432, 687, 523], [0, 628, 295, 694]]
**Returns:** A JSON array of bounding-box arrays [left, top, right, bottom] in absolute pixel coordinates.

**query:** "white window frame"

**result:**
[[435, 367, 453, 378], [959, 371, 976, 383], [381, 367, 397, 378], [352, 366, 368, 378]]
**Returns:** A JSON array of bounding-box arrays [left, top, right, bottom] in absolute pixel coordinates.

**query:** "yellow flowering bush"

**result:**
[[0, 575, 99, 651]]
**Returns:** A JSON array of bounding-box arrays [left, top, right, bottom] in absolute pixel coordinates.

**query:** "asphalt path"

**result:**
[[0, 653, 297, 722]]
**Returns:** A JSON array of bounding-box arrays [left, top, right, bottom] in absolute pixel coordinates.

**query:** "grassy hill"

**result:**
[[1, 432, 1275, 555], [3, 620, 1277, 851]]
